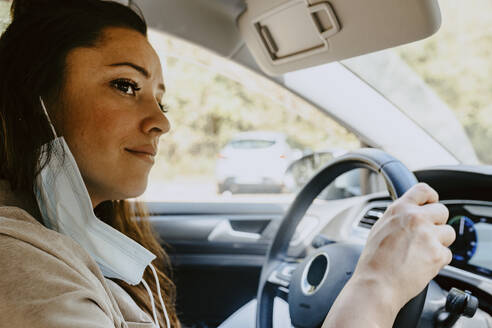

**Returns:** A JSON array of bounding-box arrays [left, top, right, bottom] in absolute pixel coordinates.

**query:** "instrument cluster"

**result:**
[[447, 203, 492, 278]]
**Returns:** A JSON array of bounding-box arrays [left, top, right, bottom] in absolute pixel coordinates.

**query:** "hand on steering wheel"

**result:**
[[324, 183, 455, 327]]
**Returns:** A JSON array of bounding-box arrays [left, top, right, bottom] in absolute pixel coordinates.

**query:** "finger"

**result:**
[[434, 224, 456, 248], [401, 183, 439, 206], [421, 203, 449, 225], [440, 246, 453, 267]]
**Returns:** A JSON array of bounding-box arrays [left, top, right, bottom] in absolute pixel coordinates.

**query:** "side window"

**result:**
[[143, 34, 360, 203]]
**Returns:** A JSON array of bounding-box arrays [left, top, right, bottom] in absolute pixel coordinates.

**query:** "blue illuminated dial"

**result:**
[[448, 215, 477, 262]]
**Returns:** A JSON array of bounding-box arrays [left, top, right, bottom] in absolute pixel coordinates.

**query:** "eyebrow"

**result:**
[[108, 62, 166, 92]]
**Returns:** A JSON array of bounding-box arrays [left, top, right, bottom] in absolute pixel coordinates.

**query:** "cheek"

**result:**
[[66, 99, 127, 154], [63, 96, 146, 195]]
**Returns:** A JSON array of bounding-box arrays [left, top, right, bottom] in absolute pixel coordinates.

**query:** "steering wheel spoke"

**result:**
[[267, 261, 298, 288]]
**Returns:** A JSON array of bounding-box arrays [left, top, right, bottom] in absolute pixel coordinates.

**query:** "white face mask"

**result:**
[[34, 98, 171, 328]]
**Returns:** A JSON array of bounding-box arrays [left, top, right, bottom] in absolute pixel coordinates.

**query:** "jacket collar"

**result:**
[[0, 179, 42, 220]]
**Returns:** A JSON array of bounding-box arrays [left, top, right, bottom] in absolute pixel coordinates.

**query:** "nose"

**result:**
[[140, 100, 171, 137]]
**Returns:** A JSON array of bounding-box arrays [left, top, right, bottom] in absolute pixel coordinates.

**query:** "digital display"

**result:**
[[448, 206, 492, 278], [468, 222, 492, 271]]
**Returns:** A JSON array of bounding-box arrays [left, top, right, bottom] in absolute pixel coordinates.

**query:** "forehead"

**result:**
[[66, 27, 163, 81]]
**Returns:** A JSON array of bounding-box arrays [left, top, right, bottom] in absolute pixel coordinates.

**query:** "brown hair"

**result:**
[[0, 0, 179, 326], [95, 200, 179, 327]]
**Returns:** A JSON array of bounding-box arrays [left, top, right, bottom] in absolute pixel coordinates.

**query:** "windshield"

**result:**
[[342, 0, 492, 165]]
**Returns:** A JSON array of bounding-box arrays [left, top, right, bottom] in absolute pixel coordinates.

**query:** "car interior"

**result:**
[[1, 0, 491, 327]]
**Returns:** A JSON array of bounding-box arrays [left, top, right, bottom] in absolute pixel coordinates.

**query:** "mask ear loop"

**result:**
[[36, 97, 62, 231], [141, 278, 161, 328], [149, 264, 171, 328], [39, 97, 58, 139]]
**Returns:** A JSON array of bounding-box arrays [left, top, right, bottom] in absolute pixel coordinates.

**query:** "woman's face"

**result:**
[[55, 27, 169, 207]]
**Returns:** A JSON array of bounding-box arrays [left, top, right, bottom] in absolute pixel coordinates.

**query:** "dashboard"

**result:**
[[410, 165, 492, 283]]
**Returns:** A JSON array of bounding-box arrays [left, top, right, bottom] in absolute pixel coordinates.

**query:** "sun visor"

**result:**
[[238, 0, 441, 76]]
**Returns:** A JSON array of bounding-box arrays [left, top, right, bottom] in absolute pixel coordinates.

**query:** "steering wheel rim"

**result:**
[[256, 148, 427, 328]]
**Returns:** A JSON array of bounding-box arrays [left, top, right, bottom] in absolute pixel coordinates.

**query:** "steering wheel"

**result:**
[[256, 148, 428, 328]]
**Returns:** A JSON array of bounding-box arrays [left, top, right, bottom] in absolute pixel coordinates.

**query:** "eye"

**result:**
[[159, 102, 169, 113], [110, 78, 141, 96]]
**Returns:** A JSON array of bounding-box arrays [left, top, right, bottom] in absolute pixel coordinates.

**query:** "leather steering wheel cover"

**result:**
[[256, 148, 425, 328]]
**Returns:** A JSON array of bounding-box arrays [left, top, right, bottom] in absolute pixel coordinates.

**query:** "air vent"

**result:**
[[358, 207, 387, 229]]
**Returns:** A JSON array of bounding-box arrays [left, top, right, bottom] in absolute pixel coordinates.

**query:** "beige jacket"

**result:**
[[0, 180, 156, 328]]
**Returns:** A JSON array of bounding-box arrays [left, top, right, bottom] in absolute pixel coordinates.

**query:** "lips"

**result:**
[[125, 146, 156, 156], [125, 144, 156, 163]]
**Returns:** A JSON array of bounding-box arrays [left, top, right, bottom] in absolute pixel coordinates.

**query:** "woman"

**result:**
[[0, 1, 176, 327], [0, 0, 455, 327]]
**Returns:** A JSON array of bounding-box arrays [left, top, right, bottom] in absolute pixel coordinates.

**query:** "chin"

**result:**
[[126, 183, 148, 199], [112, 178, 148, 200]]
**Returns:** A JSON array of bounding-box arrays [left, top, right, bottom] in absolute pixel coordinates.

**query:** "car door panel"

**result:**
[[146, 202, 288, 326]]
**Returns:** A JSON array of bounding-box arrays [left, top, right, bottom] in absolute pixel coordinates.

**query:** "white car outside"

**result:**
[[215, 131, 300, 193]]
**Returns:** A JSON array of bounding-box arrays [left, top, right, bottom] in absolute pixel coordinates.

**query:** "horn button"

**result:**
[[301, 253, 330, 295], [288, 243, 363, 328]]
